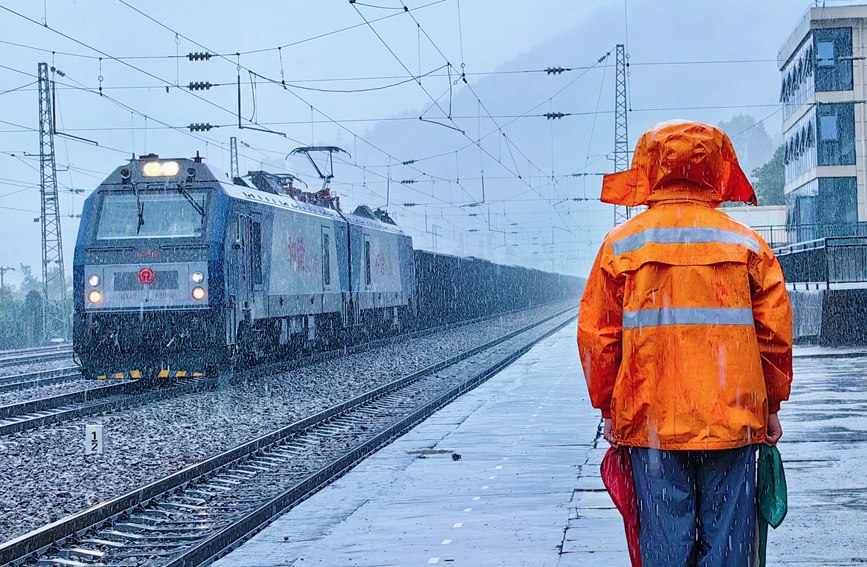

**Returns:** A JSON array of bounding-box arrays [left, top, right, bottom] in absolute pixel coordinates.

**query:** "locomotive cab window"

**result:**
[[95, 190, 207, 241]]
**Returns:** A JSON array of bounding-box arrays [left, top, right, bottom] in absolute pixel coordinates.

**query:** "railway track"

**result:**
[[0, 367, 82, 394], [0, 347, 73, 370], [0, 306, 575, 566], [0, 303, 569, 438], [0, 378, 210, 437]]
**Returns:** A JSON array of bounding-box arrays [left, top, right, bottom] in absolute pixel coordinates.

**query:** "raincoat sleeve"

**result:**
[[749, 242, 793, 414], [578, 239, 623, 419]]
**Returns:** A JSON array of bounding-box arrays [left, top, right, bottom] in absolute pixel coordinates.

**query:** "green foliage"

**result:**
[[0, 287, 52, 348], [17, 264, 42, 296], [751, 145, 786, 206]]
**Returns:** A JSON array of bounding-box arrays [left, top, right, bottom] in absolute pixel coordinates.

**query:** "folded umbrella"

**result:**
[[757, 444, 787, 567], [601, 446, 642, 567]]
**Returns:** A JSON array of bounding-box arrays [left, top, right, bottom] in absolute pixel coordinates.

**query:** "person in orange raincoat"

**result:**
[[578, 121, 793, 567]]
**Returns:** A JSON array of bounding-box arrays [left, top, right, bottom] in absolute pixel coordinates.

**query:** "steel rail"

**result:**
[[0, 301, 571, 437], [0, 305, 575, 566], [0, 366, 81, 393], [0, 348, 73, 369]]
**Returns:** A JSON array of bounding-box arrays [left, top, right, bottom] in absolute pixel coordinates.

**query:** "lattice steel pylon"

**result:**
[[229, 136, 240, 182], [613, 44, 631, 226], [37, 62, 68, 341]]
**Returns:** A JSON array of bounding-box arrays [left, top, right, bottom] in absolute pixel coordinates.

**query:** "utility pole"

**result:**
[[37, 62, 68, 341], [0, 266, 14, 290], [613, 44, 630, 226], [229, 136, 240, 182]]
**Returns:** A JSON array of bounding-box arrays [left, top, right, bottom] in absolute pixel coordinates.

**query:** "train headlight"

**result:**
[[142, 160, 180, 177], [88, 290, 103, 304], [191, 271, 205, 283], [88, 274, 101, 287], [192, 286, 207, 301]]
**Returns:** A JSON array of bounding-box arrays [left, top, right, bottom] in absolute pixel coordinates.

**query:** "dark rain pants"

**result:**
[[630, 446, 757, 567]]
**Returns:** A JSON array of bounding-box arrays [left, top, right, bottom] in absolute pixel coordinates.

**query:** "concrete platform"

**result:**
[[215, 327, 867, 567]]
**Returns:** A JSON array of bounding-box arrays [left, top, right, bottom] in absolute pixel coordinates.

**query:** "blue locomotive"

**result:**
[[73, 154, 415, 379]]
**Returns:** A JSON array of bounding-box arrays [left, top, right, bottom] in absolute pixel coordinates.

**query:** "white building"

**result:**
[[778, 3, 867, 239]]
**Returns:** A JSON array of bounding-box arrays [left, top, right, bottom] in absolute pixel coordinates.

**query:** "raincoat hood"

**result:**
[[601, 121, 757, 207]]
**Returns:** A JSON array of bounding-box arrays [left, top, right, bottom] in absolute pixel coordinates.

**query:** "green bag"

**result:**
[[757, 444, 787, 567]]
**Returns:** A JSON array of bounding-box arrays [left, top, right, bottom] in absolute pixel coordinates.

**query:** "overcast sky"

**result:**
[[0, 0, 813, 284]]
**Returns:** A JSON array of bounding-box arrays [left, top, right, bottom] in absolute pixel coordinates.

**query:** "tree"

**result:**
[[0, 287, 23, 349], [23, 290, 44, 346], [751, 145, 785, 206], [17, 264, 42, 296]]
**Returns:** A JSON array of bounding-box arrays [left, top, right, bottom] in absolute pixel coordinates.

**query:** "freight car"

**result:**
[[73, 154, 579, 379]]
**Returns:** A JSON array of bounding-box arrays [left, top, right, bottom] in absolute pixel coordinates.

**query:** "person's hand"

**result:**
[[764, 413, 782, 446], [603, 418, 618, 447]]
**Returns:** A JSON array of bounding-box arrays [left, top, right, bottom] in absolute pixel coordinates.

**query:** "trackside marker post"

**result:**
[[85, 424, 104, 455]]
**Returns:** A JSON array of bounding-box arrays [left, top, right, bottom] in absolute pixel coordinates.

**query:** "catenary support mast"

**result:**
[[230, 136, 239, 181], [613, 44, 630, 225], [37, 62, 67, 341]]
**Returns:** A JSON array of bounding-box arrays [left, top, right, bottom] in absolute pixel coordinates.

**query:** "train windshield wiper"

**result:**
[[176, 183, 205, 220], [134, 182, 145, 234]]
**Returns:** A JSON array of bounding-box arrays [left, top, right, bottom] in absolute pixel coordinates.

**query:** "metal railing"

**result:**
[[775, 236, 867, 287], [755, 222, 867, 250]]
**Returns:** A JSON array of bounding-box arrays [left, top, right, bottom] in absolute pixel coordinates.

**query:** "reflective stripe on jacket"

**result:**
[[578, 199, 793, 450]]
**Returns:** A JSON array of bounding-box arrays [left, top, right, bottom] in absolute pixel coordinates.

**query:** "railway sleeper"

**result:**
[[58, 547, 105, 561]]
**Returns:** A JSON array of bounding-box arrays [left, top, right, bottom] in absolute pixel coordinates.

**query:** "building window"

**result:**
[[819, 114, 838, 141], [814, 28, 853, 92], [251, 220, 263, 286], [817, 103, 855, 166], [817, 40, 835, 67], [364, 240, 372, 286], [322, 231, 331, 286]]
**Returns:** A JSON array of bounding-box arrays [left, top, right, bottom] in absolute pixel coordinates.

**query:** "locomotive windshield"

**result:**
[[95, 190, 207, 240]]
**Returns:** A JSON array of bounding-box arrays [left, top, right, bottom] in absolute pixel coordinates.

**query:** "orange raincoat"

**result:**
[[578, 121, 793, 450]]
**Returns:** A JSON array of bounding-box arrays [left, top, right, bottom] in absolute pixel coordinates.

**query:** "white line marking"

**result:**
[[472, 496, 480, 501], [453, 522, 463, 528], [463, 507, 472, 512], [495, 465, 503, 470], [481, 485, 489, 489], [489, 476, 496, 479], [428, 559, 440, 565], [441, 539, 452, 545]]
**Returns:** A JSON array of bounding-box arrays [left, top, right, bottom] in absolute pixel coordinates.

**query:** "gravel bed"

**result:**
[[0, 357, 77, 380], [0, 302, 575, 542], [0, 372, 102, 408]]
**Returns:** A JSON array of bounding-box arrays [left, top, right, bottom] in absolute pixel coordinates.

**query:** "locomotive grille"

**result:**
[[113, 270, 179, 291]]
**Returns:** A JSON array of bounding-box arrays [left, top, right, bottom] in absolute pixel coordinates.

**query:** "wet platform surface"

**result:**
[[215, 327, 867, 566]]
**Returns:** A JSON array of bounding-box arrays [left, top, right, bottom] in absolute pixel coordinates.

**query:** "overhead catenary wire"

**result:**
[[104, 0, 500, 221], [354, 3, 579, 235], [0, 2, 786, 261]]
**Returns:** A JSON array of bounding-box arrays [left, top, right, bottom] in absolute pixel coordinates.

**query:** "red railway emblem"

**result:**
[[288, 237, 306, 271], [138, 267, 155, 285]]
